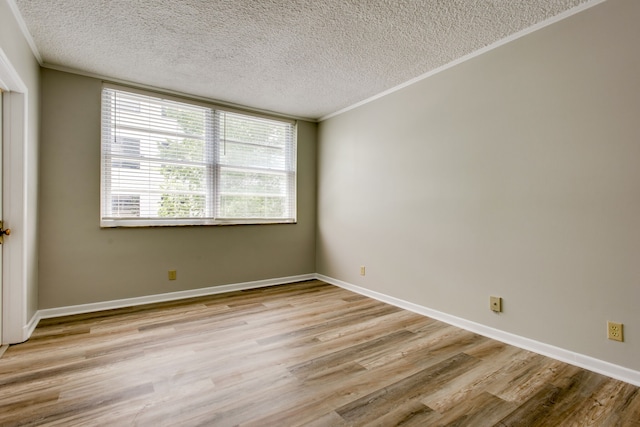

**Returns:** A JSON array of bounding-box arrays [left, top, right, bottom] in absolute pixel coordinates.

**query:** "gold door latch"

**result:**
[[0, 221, 11, 244]]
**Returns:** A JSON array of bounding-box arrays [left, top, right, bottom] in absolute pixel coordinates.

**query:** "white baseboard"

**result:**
[[25, 311, 41, 340], [37, 274, 315, 320], [316, 274, 640, 387]]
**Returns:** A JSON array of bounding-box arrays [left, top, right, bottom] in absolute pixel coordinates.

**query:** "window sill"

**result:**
[[100, 218, 297, 228]]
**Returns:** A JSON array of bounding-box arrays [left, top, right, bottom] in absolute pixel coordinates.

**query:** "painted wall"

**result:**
[[0, 1, 40, 322], [317, 0, 640, 371], [39, 69, 316, 308]]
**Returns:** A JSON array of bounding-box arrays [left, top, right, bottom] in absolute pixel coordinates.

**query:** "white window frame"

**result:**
[[100, 85, 297, 227]]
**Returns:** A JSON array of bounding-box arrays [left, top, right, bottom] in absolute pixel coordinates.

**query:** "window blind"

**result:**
[[101, 87, 296, 227]]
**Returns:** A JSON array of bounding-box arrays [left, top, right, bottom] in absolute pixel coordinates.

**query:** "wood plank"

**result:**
[[336, 352, 481, 424]]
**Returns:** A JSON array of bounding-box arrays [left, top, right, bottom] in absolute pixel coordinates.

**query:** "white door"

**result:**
[[0, 88, 3, 344], [0, 88, 10, 345], [0, 51, 28, 345]]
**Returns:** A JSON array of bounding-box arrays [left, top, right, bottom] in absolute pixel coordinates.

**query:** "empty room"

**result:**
[[1, 0, 639, 425]]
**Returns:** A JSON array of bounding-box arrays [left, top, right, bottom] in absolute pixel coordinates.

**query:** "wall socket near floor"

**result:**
[[607, 321, 623, 342], [360, 266, 366, 276], [490, 296, 502, 313], [168, 270, 177, 281]]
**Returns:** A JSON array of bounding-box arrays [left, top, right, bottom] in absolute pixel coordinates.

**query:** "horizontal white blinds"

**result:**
[[101, 87, 296, 226]]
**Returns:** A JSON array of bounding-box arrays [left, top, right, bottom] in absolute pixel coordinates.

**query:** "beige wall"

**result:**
[[0, 0, 40, 321], [317, 0, 640, 371], [39, 69, 316, 308]]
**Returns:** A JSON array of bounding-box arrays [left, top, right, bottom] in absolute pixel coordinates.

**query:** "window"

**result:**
[[101, 86, 296, 227]]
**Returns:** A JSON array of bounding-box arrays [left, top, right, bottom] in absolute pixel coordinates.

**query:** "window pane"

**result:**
[[158, 194, 206, 218], [215, 111, 296, 221], [220, 141, 285, 169], [219, 169, 286, 195], [218, 112, 290, 170], [102, 88, 211, 222], [222, 113, 288, 147], [219, 195, 286, 218]]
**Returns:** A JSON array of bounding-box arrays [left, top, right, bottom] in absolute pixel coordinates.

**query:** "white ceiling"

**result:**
[[12, 0, 595, 120]]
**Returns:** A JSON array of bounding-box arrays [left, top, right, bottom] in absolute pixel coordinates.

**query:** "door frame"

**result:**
[[0, 48, 30, 345]]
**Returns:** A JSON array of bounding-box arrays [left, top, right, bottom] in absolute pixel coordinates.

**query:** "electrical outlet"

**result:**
[[607, 321, 623, 342], [360, 266, 366, 276], [168, 270, 177, 280], [490, 296, 502, 313]]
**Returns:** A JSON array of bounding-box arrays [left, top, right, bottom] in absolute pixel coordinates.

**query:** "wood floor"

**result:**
[[1, 280, 639, 426]]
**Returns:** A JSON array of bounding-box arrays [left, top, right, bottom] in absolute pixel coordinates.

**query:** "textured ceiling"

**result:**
[[13, 0, 592, 119]]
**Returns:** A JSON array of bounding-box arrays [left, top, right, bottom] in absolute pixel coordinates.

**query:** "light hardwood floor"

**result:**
[[1, 280, 639, 426]]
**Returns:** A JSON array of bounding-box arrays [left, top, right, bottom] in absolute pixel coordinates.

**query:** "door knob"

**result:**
[[0, 221, 10, 244]]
